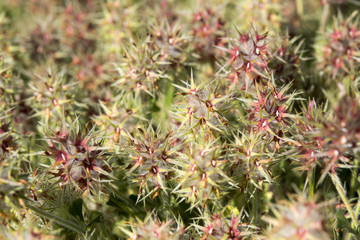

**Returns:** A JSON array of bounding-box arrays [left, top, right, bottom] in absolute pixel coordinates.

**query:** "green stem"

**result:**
[[296, 0, 303, 18], [276, 182, 284, 200], [350, 159, 358, 197], [320, 3, 329, 33], [308, 167, 315, 198], [252, 187, 258, 226]]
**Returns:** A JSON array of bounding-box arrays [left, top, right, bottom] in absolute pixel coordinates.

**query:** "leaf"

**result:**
[[68, 198, 84, 222], [336, 211, 359, 237], [26, 202, 86, 235], [330, 173, 359, 226], [257, 165, 272, 183], [87, 211, 102, 227]]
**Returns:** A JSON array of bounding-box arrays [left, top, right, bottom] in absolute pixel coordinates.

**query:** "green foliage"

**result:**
[[1, 0, 360, 239]]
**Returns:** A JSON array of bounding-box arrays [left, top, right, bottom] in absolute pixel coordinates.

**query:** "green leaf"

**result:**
[[26, 202, 87, 235], [87, 211, 102, 227], [330, 173, 359, 226], [68, 198, 84, 222], [336, 211, 359, 236]]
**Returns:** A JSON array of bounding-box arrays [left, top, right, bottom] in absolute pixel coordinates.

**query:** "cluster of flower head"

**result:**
[[1, 0, 360, 239], [43, 123, 110, 192], [316, 12, 360, 80]]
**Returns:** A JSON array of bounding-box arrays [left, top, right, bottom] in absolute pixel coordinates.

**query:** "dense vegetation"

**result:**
[[1, 0, 360, 239]]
